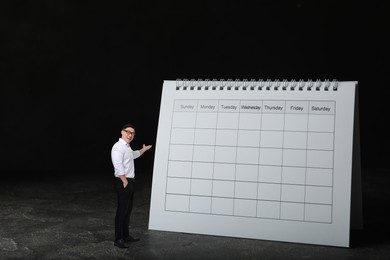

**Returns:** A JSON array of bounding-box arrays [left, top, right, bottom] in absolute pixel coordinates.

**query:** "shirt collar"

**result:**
[[119, 138, 130, 147]]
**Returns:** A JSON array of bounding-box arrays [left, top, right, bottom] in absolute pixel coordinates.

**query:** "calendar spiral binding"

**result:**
[[175, 79, 338, 91]]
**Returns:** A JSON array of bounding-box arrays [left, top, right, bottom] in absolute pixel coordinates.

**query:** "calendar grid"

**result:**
[[165, 99, 336, 224]]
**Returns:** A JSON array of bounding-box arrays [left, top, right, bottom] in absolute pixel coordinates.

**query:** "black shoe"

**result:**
[[124, 235, 140, 243], [114, 239, 129, 248]]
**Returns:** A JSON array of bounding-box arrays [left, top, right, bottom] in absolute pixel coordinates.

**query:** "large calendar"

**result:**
[[149, 79, 360, 247]]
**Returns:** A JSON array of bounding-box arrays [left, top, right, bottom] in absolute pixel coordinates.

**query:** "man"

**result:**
[[111, 123, 152, 248]]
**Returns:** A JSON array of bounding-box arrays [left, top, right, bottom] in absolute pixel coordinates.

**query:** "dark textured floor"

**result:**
[[0, 168, 389, 260]]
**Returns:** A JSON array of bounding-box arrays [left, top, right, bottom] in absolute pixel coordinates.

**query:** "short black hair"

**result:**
[[122, 123, 136, 131]]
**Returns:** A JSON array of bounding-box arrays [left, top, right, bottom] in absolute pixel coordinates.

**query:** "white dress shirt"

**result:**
[[111, 138, 141, 178]]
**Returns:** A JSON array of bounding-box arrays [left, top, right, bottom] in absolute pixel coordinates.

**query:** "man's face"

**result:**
[[121, 127, 135, 143]]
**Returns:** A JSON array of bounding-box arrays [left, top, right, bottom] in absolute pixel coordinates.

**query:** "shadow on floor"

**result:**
[[0, 168, 389, 259]]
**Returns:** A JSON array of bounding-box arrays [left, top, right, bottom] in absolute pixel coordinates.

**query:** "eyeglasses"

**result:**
[[123, 129, 136, 136]]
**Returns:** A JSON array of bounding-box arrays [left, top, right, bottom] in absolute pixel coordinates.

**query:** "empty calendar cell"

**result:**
[[237, 130, 261, 147], [214, 163, 236, 180], [283, 132, 307, 149], [196, 112, 218, 128], [212, 180, 235, 198], [190, 196, 211, 214], [168, 161, 192, 178], [216, 129, 238, 146], [282, 149, 307, 167], [260, 131, 284, 148], [308, 115, 335, 132], [172, 112, 197, 128], [234, 199, 257, 217], [257, 201, 280, 219], [281, 202, 304, 221], [236, 147, 259, 164], [306, 168, 333, 186], [167, 177, 191, 195], [235, 182, 257, 199], [194, 128, 216, 145], [217, 113, 239, 129], [193, 145, 215, 162], [235, 164, 258, 182], [238, 113, 262, 130], [281, 184, 305, 203], [212, 197, 234, 215], [215, 146, 237, 163], [305, 204, 332, 223], [169, 144, 193, 161], [192, 162, 214, 179], [307, 132, 334, 150], [307, 150, 333, 168], [282, 167, 306, 185], [166, 194, 189, 211], [170, 128, 195, 144], [258, 165, 282, 183], [305, 186, 333, 204], [259, 148, 283, 165], [284, 114, 309, 131], [258, 183, 281, 201], [190, 179, 212, 196], [261, 114, 285, 130]]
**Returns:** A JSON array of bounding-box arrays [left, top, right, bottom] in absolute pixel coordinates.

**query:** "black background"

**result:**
[[1, 0, 388, 177]]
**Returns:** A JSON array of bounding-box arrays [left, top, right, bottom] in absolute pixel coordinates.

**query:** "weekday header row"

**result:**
[[174, 99, 335, 114]]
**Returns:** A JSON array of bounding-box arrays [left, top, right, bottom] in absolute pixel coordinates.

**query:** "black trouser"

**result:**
[[114, 177, 135, 241]]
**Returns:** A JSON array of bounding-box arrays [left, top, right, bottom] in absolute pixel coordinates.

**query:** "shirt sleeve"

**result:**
[[133, 150, 141, 160], [111, 145, 125, 176]]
